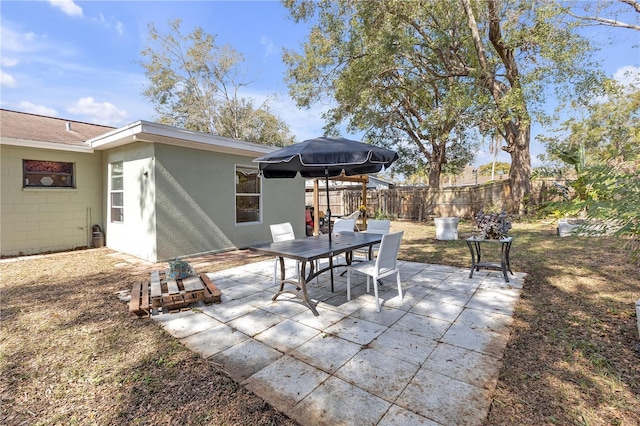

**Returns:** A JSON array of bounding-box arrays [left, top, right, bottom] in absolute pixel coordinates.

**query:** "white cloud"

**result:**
[[92, 12, 124, 36], [1, 24, 44, 53], [2, 57, 18, 67], [67, 97, 127, 126], [115, 20, 124, 36], [260, 36, 277, 57], [48, 0, 83, 18], [18, 101, 58, 116], [1, 70, 17, 87], [613, 65, 640, 88]]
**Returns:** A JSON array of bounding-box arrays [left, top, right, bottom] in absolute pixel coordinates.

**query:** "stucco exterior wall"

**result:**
[[0, 145, 103, 256], [102, 143, 156, 262], [154, 143, 305, 261]]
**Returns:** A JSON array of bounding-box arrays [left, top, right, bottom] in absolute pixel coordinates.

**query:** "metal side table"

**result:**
[[466, 237, 513, 282]]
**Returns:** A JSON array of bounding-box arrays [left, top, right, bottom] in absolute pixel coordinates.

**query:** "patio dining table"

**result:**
[[249, 231, 383, 316]]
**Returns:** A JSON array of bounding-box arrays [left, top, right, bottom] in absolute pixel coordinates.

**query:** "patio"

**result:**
[[151, 257, 525, 425]]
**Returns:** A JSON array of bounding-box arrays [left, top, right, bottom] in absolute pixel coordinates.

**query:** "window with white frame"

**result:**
[[235, 165, 261, 224], [110, 161, 124, 223]]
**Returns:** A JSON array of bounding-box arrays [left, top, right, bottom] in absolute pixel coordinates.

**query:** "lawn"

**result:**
[[1, 220, 638, 425]]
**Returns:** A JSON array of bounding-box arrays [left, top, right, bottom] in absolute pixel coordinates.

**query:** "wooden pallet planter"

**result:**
[[129, 281, 151, 317], [200, 273, 222, 304], [129, 271, 222, 317]]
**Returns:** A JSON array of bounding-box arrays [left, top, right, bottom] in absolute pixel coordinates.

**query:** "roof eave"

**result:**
[[0, 137, 94, 153], [88, 120, 277, 157]]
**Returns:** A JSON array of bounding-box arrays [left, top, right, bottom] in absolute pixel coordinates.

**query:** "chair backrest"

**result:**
[[375, 231, 403, 272], [333, 218, 356, 233], [270, 222, 296, 242], [342, 210, 361, 221], [365, 219, 390, 235]]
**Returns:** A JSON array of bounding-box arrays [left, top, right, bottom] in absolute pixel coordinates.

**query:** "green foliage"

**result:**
[[543, 160, 640, 260], [283, 0, 599, 202], [538, 78, 640, 259], [478, 162, 510, 177], [138, 19, 295, 146], [283, 0, 486, 187], [539, 79, 640, 168], [373, 209, 394, 220]]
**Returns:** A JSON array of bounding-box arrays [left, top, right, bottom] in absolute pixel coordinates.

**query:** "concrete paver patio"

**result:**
[[152, 258, 525, 425]]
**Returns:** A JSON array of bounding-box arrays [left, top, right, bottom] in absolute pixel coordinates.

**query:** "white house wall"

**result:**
[[153, 143, 305, 261], [102, 142, 156, 262], [1, 145, 103, 256]]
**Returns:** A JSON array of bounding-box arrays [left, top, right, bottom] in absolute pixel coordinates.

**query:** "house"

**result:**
[[0, 109, 304, 262]]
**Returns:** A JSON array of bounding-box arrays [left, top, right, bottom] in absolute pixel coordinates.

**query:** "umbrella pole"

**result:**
[[325, 169, 334, 292]]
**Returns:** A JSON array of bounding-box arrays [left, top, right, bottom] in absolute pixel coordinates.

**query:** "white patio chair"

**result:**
[[346, 231, 404, 312], [332, 218, 356, 233], [354, 219, 391, 261], [270, 222, 299, 285], [340, 210, 361, 230]]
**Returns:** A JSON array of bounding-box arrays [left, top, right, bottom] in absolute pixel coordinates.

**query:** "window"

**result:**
[[110, 161, 123, 223], [235, 165, 261, 224], [23, 160, 74, 188]]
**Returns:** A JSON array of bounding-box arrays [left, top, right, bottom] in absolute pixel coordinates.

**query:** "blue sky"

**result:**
[[1, 0, 638, 167]]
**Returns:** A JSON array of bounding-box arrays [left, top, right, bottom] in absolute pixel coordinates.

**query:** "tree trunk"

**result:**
[[462, 0, 532, 214], [429, 161, 442, 188], [505, 127, 532, 214]]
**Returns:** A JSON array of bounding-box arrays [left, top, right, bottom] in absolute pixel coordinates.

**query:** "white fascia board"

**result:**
[[87, 121, 144, 150], [89, 120, 277, 157], [0, 137, 94, 153]]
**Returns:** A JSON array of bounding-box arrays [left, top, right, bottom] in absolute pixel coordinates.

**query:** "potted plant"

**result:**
[[474, 210, 512, 239]]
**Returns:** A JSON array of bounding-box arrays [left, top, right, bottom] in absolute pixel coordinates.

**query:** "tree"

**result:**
[[541, 79, 640, 167], [283, 0, 485, 187], [139, 19, 295, 146], [283, 1, 598, 206], [479, 161, 510, 177], [566, 0, 640, 31], [541, 80, 640, 260]]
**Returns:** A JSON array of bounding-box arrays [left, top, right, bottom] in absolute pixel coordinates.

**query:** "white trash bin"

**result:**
[[434, 217, 459, 240]]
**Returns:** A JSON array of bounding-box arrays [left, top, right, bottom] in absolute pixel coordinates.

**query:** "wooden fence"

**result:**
[[305, 179, 560, 220]]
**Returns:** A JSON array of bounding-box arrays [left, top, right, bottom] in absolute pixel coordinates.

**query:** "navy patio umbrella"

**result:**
[[254, 136, 398, 241]]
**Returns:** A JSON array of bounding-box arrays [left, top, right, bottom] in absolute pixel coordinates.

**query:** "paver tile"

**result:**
[[210, 338, 282, 382], [396, 369, 491, 425], [244, 355, 329, 411], [324, 316, 387, 345], [290, 333, 362, 374], [369, 325, 438, 366], [334, 348, 419, 402], [227, 308, 285, 337], [180, 323, 249, 358], [253, 318, 320, 353], [154, 310, 222, 339], [424, 342, 502, 389], [289, 376, 391, 426], [378, 405, 441, 426], [440, 322, 510, 359]]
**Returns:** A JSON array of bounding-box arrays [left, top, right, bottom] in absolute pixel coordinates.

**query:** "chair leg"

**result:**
[[372, 274, 381, 312], [346, 267, 352, 301], [396, 271, 403, 300]]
